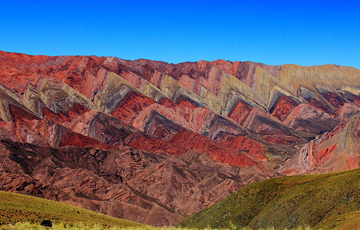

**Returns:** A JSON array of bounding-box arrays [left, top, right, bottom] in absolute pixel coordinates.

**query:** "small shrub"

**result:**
[[40, 219, 52, 227]]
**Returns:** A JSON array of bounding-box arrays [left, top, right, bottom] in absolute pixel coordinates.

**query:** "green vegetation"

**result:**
[[316, 211, 360, 230], [0, 222, 313, 230], [0, 191, 146, 228], [0, 190, 317, 230], [179, 168, 360, 229]]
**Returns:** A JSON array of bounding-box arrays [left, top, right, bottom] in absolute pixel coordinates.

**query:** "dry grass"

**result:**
[[180, 168, 360, 229], [0, 191, 145, 228], [0, 222, 313, 230]]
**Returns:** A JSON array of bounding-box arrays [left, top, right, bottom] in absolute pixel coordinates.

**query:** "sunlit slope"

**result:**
[[317, 211, 360, 230], [179, 168, 360, 229], [0, 191, 147, 228]]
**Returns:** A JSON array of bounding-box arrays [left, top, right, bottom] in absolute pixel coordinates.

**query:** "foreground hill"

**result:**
[[0, 191, 146, 228], [179, 168, 360, 229], [0, 188, 356, 230], [316, 211, 360, 230]]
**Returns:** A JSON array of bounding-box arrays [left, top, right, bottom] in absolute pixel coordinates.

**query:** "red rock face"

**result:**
[[9, 104, 40, 122], [351, 95, 360, 107], [309, 98, 330, 113], [228, 100, 252, 126], [346, 156, 360, 169], [58, 132, 115, 150], [170, 131, 262, 167], [325, 92, 346, 109], [129, 131, 262, 168], [41, 103, 90, 124], [0, 51, 106, 97], [112, 91, 156, 124], [271, 95, 299, 121], [219, 135, 267, 161], [314, 144, 337, 166], [1, 51, 360, 226]]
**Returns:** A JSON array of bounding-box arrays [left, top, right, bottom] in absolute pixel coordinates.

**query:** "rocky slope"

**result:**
[[0, 139, 268, 226], [280, 113, 360, 175], [1, 50, 360, 225]]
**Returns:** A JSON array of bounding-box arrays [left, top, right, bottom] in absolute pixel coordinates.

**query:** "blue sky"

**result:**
[[0, 0, 359, 68]]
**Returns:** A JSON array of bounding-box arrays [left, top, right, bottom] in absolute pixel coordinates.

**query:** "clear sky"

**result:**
[[1, 0, 359, 68]]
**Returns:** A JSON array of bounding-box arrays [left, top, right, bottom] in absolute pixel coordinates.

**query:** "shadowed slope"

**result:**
[[0, 139, 270, 226]]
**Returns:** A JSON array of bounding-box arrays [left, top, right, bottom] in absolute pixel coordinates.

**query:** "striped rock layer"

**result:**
[[1, 50, 360, 225]]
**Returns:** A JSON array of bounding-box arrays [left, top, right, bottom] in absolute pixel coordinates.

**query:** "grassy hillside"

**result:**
[[1, 222, 316, 230], [316, 211, 360, 230], [179, 168, 360, 229], [0, 191, 147, 228]]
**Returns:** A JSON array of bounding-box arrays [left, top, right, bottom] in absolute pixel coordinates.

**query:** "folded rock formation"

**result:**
[[1, 50, 360, 226]]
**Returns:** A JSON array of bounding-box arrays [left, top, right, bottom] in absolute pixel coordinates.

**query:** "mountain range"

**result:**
[[1, 50, 360, 226]]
